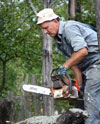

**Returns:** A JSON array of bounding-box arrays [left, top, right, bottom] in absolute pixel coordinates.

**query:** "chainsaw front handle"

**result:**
[[51, 68, 72, 95]]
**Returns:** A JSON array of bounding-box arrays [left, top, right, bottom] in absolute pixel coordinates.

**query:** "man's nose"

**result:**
[[43, 29, 48, 34]]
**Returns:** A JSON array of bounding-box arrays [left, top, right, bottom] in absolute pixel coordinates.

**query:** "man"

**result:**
[[37, 8, 100, 124]]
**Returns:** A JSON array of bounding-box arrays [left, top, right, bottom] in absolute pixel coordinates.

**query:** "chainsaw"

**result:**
[[23, 68, 80, 100]]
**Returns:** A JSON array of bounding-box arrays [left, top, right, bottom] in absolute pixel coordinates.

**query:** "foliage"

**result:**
[[76, 0, 96, 27], [0, 0, 43, 96], [54, 0, 69, 20], [54, 100, 75, 113]]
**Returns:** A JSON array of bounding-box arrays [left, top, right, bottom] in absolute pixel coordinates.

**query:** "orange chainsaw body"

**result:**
[[64, 78, 80, 91], [51, 68, 80, 100]]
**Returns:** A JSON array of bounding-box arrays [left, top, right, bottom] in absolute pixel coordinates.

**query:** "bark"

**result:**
[[75, 0, 81, 20], [43, 0, 53, 8], [94, 0, 100, 52], [42, 33, 54, 116], [28, 0, 37, 15], [16, 109, 88, 124], [0, 61, 6, 92], [16, 115, 60, 124], [68, 0, 76, 20], [28, 0, 54, 116], [42, 0, 54, 116], [56, 109, 88, 124], [0, 98, 14, 124]]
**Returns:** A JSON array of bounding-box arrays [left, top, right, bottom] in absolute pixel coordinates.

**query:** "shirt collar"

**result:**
[[54, 21, 66, 43], [58, 21, 66, 36]]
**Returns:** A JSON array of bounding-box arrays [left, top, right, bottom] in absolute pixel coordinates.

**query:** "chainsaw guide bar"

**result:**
[[23, 84, 80, 100]]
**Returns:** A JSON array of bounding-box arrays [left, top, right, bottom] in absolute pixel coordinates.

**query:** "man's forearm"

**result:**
[[71, 65, 83, 83], [63, 48, 88, 69]]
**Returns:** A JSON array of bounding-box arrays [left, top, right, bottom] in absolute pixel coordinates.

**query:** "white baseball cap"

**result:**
[[37, 8, 59, 24]]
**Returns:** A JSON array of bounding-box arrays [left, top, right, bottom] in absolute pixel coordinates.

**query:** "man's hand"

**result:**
[[58, 66, 68, 77]]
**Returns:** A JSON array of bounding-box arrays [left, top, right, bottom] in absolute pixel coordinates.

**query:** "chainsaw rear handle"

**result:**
[[51, 68, 72, 94]]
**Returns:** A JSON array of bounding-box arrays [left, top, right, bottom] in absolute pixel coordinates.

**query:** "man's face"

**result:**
[[40, 20, 59, 37]]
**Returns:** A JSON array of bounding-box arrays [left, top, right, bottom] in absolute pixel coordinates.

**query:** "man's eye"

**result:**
[[44, 27, 48, 29]]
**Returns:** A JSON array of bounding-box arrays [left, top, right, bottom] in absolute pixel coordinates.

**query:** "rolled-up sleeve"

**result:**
[[64, 25, 88, 51]]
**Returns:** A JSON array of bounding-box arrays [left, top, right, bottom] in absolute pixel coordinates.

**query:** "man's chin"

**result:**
[[49, 34, 55, 37]]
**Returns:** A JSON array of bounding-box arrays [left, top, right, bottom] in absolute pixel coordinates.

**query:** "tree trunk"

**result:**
[[43, 0, 53, 8], [94, 0, 100, 52], [42, 0, 54, 116], [68, 0, 76, 20], [0, 61, 6, 92], [75, 0, 81, 20], [42, 34, 54, 116]]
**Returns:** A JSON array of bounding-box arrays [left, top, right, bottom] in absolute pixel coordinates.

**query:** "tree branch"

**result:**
[[28, 0, 37, 15], [0, 56, 3, 62]]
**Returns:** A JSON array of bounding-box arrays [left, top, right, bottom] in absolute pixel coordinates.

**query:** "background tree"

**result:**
[[94, 0, 100, 51], [42, 0, 54, 116], [0, 0, 43, 95], [68, 0, 76, 19], [75, 0, 81, 20]]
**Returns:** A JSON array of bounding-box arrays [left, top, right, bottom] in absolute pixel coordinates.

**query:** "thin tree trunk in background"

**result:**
[[42, 0, 54, 116], [43, 0, 53, 8], [75, 0, 81, 20], [28, 0, 54, 115], [94, 0, 100, 52], [0, 61, 6, 93], [68, 0, 76, 20]]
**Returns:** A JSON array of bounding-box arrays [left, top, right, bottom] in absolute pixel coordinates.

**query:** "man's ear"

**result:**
[[53, 19, 58, 23]]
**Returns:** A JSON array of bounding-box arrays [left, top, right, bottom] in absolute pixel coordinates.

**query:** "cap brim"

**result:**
[[37, 15, 59, 25]]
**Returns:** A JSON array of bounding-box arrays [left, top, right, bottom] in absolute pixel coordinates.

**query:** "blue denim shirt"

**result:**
[[55, 20, 100, 72]]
